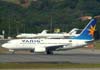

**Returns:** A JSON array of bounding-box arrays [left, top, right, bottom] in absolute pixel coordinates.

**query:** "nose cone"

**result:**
[[2, 43, 8, 48]]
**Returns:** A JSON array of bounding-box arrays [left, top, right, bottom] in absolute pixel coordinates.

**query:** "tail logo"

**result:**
[[88, 25, 96, 37]]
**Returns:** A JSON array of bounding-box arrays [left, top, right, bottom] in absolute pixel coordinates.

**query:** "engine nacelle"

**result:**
[[34, 46, 46, 52]]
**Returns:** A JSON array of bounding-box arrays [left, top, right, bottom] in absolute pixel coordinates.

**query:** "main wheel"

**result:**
[[30, 50, 34, 53], [46, 50, 53, 55]]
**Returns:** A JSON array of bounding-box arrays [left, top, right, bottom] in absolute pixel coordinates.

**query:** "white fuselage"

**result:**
[[16, 33, 37, 38], [2, 39, 87, 52], [16, 33, 79, 39], [16, 28, 80, 39]]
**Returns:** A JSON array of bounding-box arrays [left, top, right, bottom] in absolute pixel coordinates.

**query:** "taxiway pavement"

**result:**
[[0, 49, 100, 63]]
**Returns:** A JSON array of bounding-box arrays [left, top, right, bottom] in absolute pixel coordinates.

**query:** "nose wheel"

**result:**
[[9, 49, 15, 54]]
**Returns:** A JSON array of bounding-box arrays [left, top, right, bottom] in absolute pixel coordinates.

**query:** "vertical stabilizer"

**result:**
[[73, 19, 96, 40]]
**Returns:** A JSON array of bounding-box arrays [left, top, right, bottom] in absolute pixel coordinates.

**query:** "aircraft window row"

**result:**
[[20, 43, 66, 44]]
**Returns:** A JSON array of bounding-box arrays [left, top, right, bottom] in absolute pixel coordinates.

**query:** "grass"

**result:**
[[0, 63, 100, 69], [0, 48, 7, 53], [94, 41, 100, 49]]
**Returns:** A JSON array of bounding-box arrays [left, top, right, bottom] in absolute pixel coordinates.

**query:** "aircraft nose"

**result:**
[[2, 43, 8, 48]]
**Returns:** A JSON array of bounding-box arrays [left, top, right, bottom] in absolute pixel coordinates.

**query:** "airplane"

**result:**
[[2, 18, 96, 54], [16, 30, 48, 38], [16, 28, 80, 39], [35, 28, 80, 39]]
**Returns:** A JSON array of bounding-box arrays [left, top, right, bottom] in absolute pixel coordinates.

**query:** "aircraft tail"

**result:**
[[73, 18, 97, 40]]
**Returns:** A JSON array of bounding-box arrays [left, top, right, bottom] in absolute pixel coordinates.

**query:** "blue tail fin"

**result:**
[[73, 18, 97, 40]]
